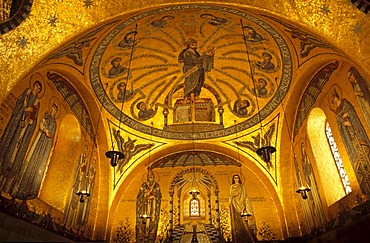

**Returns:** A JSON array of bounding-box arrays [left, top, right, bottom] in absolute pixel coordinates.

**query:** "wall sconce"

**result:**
[[241, 211, 252, 222], [139, 201, 151, 224], [76, 176, 90, 203], [296, 186, 311, 200], [241, 211, 252, 217], [296, 169, 311, 200], [190, 190, 200, 198]]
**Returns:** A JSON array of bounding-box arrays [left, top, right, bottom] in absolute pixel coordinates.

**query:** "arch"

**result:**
[[169, 167, 219, 192], [190, 197, 200, 217], [307, 107, 346, 206], [40, 113, 82, 211]]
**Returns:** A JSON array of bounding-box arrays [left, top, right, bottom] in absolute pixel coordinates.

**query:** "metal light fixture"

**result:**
[[271, 73, 310, 201], [240, 19, 276, 163], [105, 149, 124, 167], [256, 146, 277, 162], [139, 203, 151, 224], [77, 176, 90, 203], [106, 24, 138, 168], [190, 190, 200, 198], [296, 186, 311, 200], [191, 224, 198, 243], [296, 170, 311, 200], [241, 211, 252, 217], [241, 211, 252, 222]]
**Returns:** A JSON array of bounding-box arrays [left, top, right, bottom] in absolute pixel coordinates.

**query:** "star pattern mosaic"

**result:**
[[321, 5, 331, 15], [18, 36, 29, 48], [48, 14, 59, 27], [83, 0, 95, 8], [352, 22, 362, 34]]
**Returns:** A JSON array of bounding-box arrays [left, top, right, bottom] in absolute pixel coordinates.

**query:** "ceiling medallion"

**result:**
[[90, 4, 292, 140]]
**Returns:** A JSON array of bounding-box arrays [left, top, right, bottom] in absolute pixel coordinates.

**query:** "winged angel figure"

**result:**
[[113, 128, 154, 173], [234, 123, 276, 169]]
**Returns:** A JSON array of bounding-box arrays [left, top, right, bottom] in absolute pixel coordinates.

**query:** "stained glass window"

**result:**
[[190, 198, 200, 216], [325, 122, 352, 195]]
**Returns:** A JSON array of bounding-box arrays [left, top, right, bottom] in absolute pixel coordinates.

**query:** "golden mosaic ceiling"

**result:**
[[79, 4, 293, 138], [0, 1, 369, 137], [1, 0, 369, 108]]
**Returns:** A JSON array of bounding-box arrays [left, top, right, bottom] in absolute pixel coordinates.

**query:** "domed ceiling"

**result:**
[[82, 4, 298, 140], [22, 3, 342, 183]]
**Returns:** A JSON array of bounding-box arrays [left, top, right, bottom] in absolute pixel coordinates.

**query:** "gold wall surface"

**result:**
[[1, 0, 370, 242]]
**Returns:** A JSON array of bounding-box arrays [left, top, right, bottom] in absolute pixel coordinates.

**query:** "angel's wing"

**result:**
[[235, 140, 258, 152], [133, 143, 154, 156], [263, 123, 275, 146]]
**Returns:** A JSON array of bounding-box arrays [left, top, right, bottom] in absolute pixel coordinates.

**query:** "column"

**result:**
[[208, 193, 212, 224], [169, 190, 174, 239], [215, 191, 220, 233], [177, 192, 181, 225]]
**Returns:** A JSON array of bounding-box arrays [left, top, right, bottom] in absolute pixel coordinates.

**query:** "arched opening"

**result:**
[[190, 196, 200, 217], [39, 113, 82, 212], [307, 108, 347, 206]]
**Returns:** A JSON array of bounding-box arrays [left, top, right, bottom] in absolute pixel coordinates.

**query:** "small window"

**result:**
[[190, 198, 200, 217], [325, 122, 352, 195], [307, 108, 346, 205]]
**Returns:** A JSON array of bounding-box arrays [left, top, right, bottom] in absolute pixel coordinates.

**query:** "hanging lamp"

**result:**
[[240, 19, 276, 164], [106, 24, 138, 167]]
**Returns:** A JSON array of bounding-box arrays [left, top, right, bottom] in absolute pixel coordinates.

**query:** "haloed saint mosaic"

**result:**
[[90, 4, 292, 140]]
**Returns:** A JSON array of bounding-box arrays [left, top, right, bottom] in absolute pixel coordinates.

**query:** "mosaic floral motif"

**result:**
[[213, 204, 231, 241], [113, 218, 134, 243], [258, 221, 276, 241]]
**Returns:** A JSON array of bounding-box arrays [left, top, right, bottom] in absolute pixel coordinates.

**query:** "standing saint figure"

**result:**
[[78, 154, 97, 233], [300, 141, 326, 229], [347, 67, 370, 128], [178, 38, 214, 100], [330, 87, 370, 197], [64, 143, 89, 231], [0, 81, 42, 193], [293, 155, 314, 233], [11, 102, 58, 200], [229, 174, 256, 243], [136, 170, 162, 243]]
